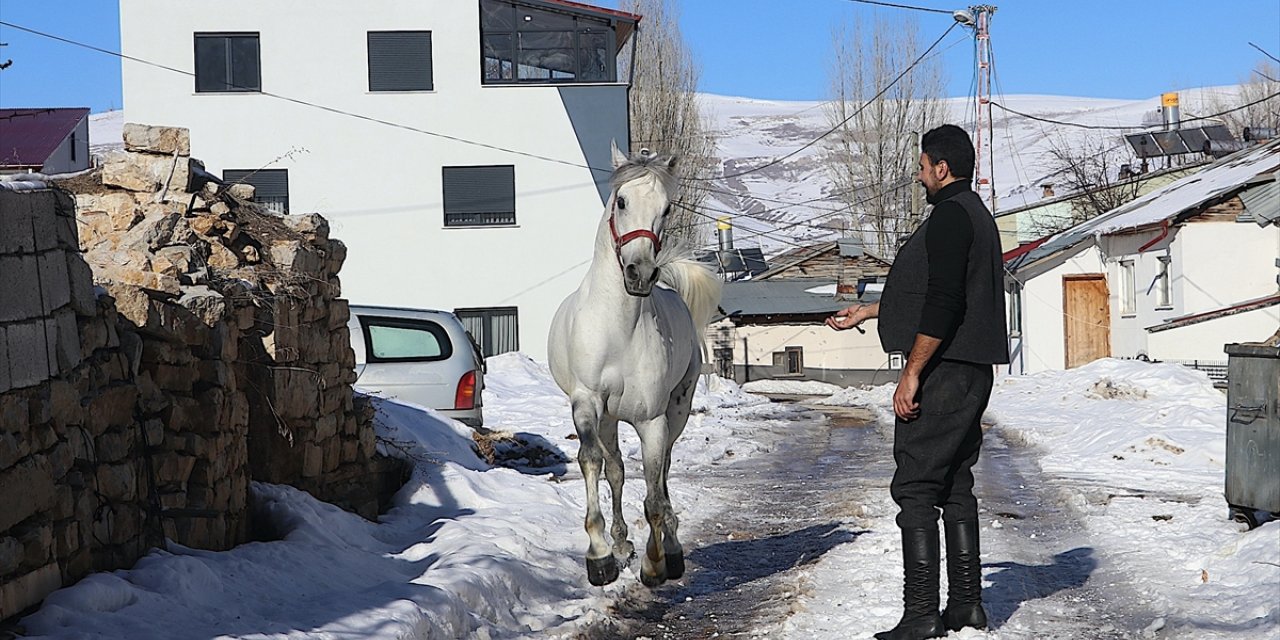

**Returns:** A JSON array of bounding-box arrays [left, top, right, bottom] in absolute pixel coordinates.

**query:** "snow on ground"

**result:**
[[794, 358, 1280, 639], [742, 378, 845, 396], [19, 353, 802, 639]]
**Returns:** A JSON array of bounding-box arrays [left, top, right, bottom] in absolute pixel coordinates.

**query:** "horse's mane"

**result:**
[[610, 150, 677, 204]]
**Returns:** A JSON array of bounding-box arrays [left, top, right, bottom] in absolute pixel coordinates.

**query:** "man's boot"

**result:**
[[942, 520, 988, 631], [875, 527, 945, 640]]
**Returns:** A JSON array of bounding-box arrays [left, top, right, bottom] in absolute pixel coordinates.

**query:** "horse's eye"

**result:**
[[616, 196, 626, 210], [663, 205, 672, 217]]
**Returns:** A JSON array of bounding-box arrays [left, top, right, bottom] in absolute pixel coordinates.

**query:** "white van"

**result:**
[[347, 305, 485, 427]]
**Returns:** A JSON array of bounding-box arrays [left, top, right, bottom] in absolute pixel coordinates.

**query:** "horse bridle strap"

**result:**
[[608, 204, 662, 270]]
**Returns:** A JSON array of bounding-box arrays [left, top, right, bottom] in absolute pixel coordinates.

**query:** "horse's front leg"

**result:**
[[660, 374, 697, 580], [635, 415, 673, 587], [599, 416, 634, 565], [573, 395, 618, 586]]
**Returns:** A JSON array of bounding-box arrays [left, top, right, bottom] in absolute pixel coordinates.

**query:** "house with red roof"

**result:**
[[0, 108, 91, 174]]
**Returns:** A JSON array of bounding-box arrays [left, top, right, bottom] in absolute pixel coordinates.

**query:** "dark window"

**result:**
[[480, 0, 618, 84], [195, 33, 261, 92], [222, 169, 289, 214], [359, 317, 453, 363], [772, 346, 804, 375], [368, 31, 434, 91], [69, 130, 77, 162], [456, 307, 519, 357], [442, 165, 515, 227]]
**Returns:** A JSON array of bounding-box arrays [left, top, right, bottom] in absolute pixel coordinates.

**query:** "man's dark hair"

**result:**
[[921, 124, 975, 180]]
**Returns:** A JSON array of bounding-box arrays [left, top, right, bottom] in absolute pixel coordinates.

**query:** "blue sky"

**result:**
[[1, 0, 1277, 113]]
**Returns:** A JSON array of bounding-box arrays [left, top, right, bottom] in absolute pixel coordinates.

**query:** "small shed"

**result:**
[[0, 108, 92, 175]]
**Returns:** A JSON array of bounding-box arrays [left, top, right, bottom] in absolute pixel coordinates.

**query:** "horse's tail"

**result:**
[[658, 256, 722, 334]]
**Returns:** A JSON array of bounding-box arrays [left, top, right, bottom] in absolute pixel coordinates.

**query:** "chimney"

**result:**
[[717, 216, 733, 251], [1041, 183, 1055, 198], [1162, 92, 1180, 130]]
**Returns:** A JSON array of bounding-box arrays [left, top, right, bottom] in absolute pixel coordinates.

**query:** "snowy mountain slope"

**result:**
[[698, 86, 1245, 256]]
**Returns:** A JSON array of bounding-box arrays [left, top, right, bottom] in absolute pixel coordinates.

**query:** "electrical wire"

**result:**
[[991, 91, 1280, 131], [689, 21, 959, 182], [0, 20, 618, 176], [836, 0, 953, 15]]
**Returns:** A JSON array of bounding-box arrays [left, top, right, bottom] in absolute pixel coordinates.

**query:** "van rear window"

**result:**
[[361, 318, 453, 362]]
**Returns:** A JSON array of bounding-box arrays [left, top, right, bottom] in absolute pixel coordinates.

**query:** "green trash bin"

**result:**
[[1224, 341, 1280, 529]]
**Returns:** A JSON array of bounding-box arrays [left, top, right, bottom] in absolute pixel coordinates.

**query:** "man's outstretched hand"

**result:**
[[826, 304, 872, 333]]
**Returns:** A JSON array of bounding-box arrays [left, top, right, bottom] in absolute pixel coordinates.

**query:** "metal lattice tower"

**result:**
[[970, 5, 997, 211]]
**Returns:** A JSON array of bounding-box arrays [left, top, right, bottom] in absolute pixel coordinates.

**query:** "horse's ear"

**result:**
[[610, 140, 628, 169]]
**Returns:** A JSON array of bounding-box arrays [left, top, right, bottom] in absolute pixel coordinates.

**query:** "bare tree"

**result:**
[[621, 0, 717, 246], [1208, 60, 1280, 138], [1033, 133, 1144, 235], [824, 15, 945, 258]]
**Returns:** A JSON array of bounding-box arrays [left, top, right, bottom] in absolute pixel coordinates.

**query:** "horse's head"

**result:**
[[608, 141, 678, 297]]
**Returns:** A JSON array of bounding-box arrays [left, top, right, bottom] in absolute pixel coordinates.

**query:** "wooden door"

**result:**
[[1063, 274, 1111, 368]]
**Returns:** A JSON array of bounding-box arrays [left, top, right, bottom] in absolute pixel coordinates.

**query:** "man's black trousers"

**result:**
[[891, 359, 994, 529]]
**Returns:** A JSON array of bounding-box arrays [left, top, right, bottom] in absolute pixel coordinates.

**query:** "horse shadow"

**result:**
[[982, 546, 1099, 629], [685, 523, 867, 596]]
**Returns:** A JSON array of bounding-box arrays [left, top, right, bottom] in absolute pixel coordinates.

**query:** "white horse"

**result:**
[[548, 144, 721, 587]]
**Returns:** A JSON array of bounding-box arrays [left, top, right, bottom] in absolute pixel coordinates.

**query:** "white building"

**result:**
[[713, 240, 896, 386], [1005, 140, 1280, 377], [120, 0, 639, 360]]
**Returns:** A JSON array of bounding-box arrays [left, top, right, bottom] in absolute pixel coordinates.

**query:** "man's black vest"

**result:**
[[878, 186, 1010, 365]]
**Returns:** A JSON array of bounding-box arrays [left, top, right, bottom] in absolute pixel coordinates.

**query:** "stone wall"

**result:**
[[0, 124, 405, 621]]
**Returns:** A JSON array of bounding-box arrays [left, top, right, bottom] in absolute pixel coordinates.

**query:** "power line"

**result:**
[[836, 0, 953, 15], [690, 21, 959, 182], [0, 19, 616, 176], [1250, 42, 1280, 65], [990, 91, 1280, 131]]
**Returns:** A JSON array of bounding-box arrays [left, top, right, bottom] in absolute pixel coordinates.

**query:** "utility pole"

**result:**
[[968, 5, 997, 212]]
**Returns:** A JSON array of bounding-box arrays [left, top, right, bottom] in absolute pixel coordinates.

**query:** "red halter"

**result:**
[[608, 200, 662, 269]]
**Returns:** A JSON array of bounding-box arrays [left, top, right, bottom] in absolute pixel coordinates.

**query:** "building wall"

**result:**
[[1100, 220, 1279, 362], [714, 320, 892, 385], [120, 0, 629, 360], [1147, 306, 1280, 361], [1013, 245, 1108, 373], [39, 118, 91, 175]]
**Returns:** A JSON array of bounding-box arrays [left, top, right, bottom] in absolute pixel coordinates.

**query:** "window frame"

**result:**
[[222, 168, 289, 214], [442, 165, 517, 227], [1155, 255, 1173, 309], [359, 316, 454, 364], [194, 32, 262, 93], [455, 306, 520, 357], [479, 0, 619, 85], [1119, 260, 1136, 316], [367, 30, 435, 92]]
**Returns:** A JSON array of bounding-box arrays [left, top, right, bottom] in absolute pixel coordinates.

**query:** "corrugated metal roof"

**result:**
[[1239, 178, 1280, 227], [0, 108, 90, 169], [720, 278, 879, 319], [1008, 139, 1280, 273]]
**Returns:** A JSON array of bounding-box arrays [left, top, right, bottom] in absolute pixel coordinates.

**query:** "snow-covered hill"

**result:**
[[699, 86, 1244, 255]]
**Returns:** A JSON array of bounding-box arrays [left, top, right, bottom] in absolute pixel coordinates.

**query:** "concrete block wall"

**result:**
[[0, 189, 91, 393]]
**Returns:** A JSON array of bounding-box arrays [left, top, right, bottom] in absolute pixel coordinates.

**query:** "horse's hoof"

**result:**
[[586, 556, 619, 586], [640, 569, 666, 588], [665, 550, 685, 580]]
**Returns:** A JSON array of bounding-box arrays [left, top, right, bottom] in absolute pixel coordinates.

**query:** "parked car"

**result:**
[[347, 305, 485, 427]]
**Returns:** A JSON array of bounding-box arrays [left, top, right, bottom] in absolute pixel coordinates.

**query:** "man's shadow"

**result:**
[[982, 547, 1098, 628]]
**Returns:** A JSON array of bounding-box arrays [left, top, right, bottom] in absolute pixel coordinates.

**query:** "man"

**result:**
[[827, 124, 1008, 640]]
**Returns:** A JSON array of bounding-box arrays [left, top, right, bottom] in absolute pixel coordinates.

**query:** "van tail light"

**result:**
[[455, 370, 477, 410]]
